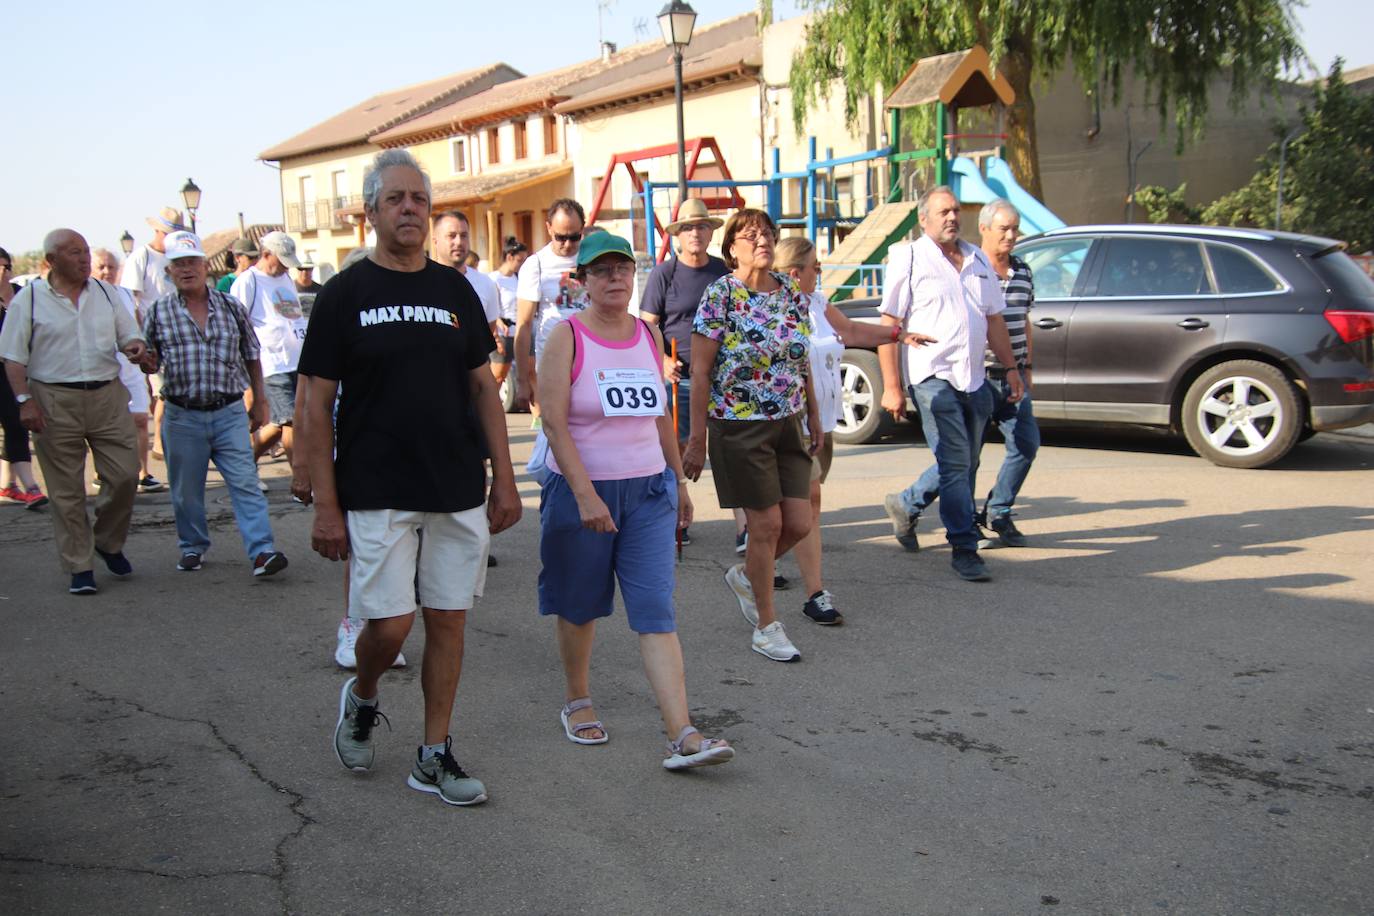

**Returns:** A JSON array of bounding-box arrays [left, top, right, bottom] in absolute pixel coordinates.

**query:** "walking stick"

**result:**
[[671, 339, 682, 563]]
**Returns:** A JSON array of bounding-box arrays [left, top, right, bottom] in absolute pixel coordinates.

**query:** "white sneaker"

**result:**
[[725, 563, 758, 626], [334, 617, 360, 668], [752, 621, 801, 663], [334, 617, 407, 669]]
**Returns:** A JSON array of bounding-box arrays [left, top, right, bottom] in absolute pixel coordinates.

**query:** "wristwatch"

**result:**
[[15, 393, 32, 405]]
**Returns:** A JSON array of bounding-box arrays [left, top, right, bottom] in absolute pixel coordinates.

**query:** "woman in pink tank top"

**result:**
[[537, 233, 733, 771]]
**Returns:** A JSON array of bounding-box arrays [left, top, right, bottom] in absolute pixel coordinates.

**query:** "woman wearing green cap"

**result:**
[[536, 231, 734, 771]]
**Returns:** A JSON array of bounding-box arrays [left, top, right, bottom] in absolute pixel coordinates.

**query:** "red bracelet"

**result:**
[[890, 325, 900, 341]]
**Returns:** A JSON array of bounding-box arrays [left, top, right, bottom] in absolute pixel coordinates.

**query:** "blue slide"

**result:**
[[984, 156, 1065, 235], [950, 156, 999, 206]]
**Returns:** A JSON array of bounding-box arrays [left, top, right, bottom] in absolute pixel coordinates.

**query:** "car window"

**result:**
[[1308, 247, 1374, 304], [1015, 239, 1092, 299], [1207, 245, 1283, 294], [1098, 238, 1214, 297]]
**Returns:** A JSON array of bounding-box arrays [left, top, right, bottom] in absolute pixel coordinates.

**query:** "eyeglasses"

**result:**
[[552, 232, 583, 244], [735, 231, 774, 245], [679, 222, 714, 233], [585, 262, 636, 280]]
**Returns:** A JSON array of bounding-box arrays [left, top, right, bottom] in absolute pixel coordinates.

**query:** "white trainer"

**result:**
[[334, 617, 406, 669], [752, 621, 801, 662], [725, 563, 758, 626]]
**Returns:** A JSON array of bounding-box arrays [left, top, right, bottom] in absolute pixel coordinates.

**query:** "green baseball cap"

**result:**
[[576, 232, 634, 267]]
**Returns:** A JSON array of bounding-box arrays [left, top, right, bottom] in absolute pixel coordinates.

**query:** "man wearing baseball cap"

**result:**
[[230, 231, 308, 469], [216, 238, 260, 293], [639, 198, 726, 546], [143, 230, 287, 577], [121, 207, 185, 312]]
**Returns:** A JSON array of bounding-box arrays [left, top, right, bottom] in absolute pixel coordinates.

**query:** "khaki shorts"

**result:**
[[810, 432, 834, 484], [347, 505, 490, 618], [706, 414, 812, 509]]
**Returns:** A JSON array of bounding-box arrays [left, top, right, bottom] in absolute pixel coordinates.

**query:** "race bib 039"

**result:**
[[594, 367, 664, 417]]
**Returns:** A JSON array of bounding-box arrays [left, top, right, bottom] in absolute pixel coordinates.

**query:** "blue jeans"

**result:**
[[897, 378, 994, 550], [163, 400, 276, 560], [984, 376, 1040, 518]]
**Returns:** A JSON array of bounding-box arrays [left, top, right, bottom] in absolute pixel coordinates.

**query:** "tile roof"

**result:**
[[369, 13, 758, 144], [884, 46, 1014, 110], [199, 224, 284, 273], [555, 32, 762, 117], [258, 64, 521, 161]]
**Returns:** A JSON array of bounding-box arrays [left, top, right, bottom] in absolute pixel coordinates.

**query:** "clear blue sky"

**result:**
[[5, 0, 1363, 258]]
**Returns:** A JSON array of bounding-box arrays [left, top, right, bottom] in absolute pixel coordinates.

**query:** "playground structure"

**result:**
[[585, 45, 1063, 299]]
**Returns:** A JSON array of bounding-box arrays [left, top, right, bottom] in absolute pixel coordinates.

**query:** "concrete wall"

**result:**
[[1035, 67, 1310, 225]]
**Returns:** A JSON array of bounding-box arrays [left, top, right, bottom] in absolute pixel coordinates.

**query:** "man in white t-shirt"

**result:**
[[430, 211, 500, 342], [92, 248, 163, 493], [513, 199, 587, 411], [121, 206, 185, 461], [231, 231, 308, 468], [120, 207, 183, 312]]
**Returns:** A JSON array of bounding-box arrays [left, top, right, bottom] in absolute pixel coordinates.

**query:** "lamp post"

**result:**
[[119, 231, 134, 255], [181, 177, 202, 233], [1275, 125, 1301, 231], [658, 0, 697, 211]]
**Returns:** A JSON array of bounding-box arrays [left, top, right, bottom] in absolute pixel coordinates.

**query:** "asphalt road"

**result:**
[[3, 417, 1371, 915]]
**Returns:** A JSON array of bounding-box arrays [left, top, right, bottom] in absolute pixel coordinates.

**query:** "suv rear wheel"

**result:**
[[834, 349, 891, 444], [1181, 360, 1302, 468]]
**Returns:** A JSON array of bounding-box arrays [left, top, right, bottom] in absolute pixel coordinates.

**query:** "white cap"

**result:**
[[260, 231, 302, 269], [163, 230, 206, 260]]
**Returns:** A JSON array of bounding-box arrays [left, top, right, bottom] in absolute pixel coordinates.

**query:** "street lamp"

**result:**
[[658, 0, 697, 212], [1275, 125, 1302, 231], [119, 230, 134, 255], [181, 177, 202, 233]]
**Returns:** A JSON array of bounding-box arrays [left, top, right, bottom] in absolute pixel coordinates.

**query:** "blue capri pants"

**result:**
[[538, 468, 678, 633]]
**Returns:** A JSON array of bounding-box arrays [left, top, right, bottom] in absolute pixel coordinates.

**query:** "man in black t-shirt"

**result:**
[[301, 150, 521, 808]]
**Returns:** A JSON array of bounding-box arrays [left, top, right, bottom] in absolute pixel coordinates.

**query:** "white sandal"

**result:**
[[663, 725, 734, 770], [560, 697, 609, 745]]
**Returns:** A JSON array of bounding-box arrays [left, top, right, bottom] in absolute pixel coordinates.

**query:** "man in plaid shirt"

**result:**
[[142, 231, 288, 577]]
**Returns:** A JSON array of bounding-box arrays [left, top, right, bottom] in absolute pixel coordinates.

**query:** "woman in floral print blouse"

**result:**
[[683, 209, 820, 664]]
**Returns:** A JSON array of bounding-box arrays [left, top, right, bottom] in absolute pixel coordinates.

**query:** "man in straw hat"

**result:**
[[639, 198, 726, 447], [121, 207, 185, 313]]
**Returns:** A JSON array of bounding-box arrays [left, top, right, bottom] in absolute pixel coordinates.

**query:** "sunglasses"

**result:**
[[552, 232, 583, 243], [585, 262, 635, 280]]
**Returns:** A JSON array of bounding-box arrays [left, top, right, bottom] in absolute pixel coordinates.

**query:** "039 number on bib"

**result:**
[[594, 367, 663, 417]]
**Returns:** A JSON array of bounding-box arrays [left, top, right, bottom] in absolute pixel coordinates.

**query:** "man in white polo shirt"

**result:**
[[430, 210, 501, 342], [877, 186, 1023, 583], [231, 231, 308, 469], [1, 229, 149, 595]]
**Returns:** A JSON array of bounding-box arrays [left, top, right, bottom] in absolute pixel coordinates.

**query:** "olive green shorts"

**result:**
[[706, 414, 812, 509]]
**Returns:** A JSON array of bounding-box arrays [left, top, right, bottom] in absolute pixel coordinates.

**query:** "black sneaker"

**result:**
[[94, 547, 133, 577], [735, 529, 748, 555], [802, 589, 843, 625], [177, 552, 203, 572], [487, 554, 498, 567], [951, 548, 990, 582], [773, 565, 790, 590], [68, 571, 98, 595], [678, 527, 691, 546], [989, 515, 1028, 548], [253, 551, 288, 577], [138, 475, 167, 494]]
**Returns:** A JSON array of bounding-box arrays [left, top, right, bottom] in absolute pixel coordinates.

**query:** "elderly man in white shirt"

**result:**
[[877, 186, 1024, 583], [0, 229, 150, 595]]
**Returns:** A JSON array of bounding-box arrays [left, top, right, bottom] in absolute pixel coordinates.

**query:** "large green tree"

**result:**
[[789, 0, 1305, 199], [1203, 61, 1374, 251]]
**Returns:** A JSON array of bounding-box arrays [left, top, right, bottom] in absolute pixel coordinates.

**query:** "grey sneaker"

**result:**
[[407, 738, 488, 806], [752, 621, 801, 662], [725, 563, 758, 626], [884, 493, 919, 552], [951, 548, 991, 582], [333, 676, 388, 772]]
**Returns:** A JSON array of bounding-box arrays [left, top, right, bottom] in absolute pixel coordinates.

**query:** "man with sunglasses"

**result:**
[[142, 231, 288, 578], [513, 198, 586, 411]]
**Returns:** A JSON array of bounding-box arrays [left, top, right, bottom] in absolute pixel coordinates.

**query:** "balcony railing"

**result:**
[[287, 196, 365, 232]]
